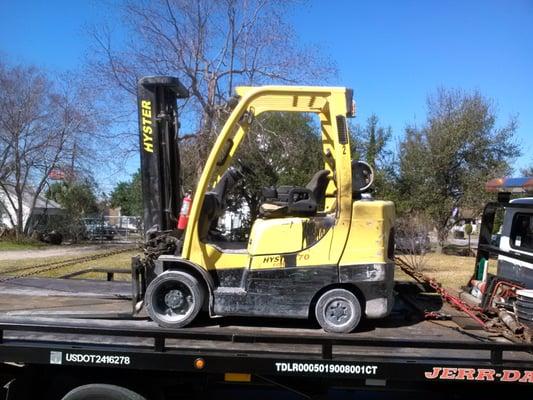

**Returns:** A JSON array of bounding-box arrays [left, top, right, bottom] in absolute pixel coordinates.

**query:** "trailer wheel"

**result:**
[[61, 384, 146, 400], [315, 288, 361, 333], [145, 270, 205, 328]]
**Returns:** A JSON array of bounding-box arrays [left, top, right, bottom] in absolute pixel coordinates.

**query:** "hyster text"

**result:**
[[141, 100, 153, 153]]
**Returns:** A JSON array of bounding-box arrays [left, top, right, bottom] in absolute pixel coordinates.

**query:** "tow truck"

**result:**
[[0, 77, 531, 399], [466, 177, 533, 327]]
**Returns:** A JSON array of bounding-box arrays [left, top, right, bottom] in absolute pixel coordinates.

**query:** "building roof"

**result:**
[[0, 185, 62, 212]]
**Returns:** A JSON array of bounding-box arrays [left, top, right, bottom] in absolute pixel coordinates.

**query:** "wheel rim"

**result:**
[[152, 280, 195, 324], [324, 297, 353, 327]]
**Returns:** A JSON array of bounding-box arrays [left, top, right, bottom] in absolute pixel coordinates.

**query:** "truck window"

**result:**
[[510, 213, 533, 251]]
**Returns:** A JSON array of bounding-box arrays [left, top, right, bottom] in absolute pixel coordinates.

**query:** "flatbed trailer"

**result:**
[[0, 277, 532, 399]]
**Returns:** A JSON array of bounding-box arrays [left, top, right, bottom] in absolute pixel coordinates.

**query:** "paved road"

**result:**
[[428, 231, 479, 248]]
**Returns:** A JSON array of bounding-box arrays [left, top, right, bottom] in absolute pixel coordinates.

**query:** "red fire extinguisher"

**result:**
[[177, 193, 192, 230]]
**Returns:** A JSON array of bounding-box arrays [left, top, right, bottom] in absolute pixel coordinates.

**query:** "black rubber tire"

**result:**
[[61, 384, 146, 400], [145, 270, 205, 328], [315, 288, 362, 333]]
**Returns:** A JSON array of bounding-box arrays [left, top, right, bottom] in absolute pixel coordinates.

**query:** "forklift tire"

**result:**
[[145, 270, 205, 328], [61, 384, 146, 400], [315, 288, 362, 333]]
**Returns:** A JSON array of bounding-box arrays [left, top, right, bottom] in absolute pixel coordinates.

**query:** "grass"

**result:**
[[0, 240, 48, 251], [396, 252, 483, 290], [419, 253, 475, 289], [0, 249, 140, 281]]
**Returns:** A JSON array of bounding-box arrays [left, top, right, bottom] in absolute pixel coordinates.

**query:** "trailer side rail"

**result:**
[[1, 319, 533, 385]]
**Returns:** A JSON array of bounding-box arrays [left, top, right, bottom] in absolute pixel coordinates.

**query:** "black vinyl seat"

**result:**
[[259, 170, 330, 218], [199, 167, 242, 241]]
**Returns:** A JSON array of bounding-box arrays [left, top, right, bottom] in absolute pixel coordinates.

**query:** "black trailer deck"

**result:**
[[1, 276, 532, 396]]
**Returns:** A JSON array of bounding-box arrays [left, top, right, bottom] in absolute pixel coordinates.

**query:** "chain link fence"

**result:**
[[82, 216, 142, 243], [26, 214, 142, 244]]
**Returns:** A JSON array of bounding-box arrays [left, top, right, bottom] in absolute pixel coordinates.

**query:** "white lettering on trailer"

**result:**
[[64, 353, 131, 366], [274, 362, 378, 376]]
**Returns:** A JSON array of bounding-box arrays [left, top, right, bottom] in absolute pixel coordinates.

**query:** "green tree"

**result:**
[[110, 170, 142, 216], [232, 112, 323, 220], [47, 179, 99, 241], [174, 112, 322, 240], [397, 88, 519, 252]]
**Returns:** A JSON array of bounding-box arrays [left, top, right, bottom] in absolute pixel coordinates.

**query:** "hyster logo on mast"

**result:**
[[141, 100, 154, 153]]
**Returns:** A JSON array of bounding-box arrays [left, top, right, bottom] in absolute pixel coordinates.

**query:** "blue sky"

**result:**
[[1, 0, 532, 188]]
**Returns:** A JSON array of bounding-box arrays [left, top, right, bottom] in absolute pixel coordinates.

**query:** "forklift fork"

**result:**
[[131, 256, 147, 315]]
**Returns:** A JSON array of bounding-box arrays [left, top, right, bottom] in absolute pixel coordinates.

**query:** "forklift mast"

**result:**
[[137, 76, 189, 234]]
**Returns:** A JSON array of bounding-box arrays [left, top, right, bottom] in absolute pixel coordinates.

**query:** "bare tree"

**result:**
[[0, 62, 99, 238], [395, 216, 431, 273], [89, 0, 336, 177], [521, 165, 533, 177]]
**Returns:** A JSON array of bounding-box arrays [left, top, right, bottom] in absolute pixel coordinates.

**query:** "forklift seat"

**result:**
[[199, 167, 242, 241], [259, 170, 330, 218]]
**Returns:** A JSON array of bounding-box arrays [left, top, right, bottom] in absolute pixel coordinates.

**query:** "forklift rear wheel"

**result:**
[[315, 288, 361, 333], [145, 270, 205, 328]]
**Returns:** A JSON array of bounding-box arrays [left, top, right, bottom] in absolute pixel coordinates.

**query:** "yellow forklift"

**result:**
[[132, 76, 395, 333]]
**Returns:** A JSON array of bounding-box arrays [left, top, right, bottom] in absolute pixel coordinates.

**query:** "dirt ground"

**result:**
[[0, 243, 132, 261]]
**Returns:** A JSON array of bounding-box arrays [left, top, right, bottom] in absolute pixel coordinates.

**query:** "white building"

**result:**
[[0, 186, 63, 230]]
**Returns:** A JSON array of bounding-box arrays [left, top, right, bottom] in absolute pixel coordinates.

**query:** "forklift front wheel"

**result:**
[[145, 270, 205, 328], [315, 288, 362, 333]]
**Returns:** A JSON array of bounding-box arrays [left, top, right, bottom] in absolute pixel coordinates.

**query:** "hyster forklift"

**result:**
[[132, 76, 395, 333]]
